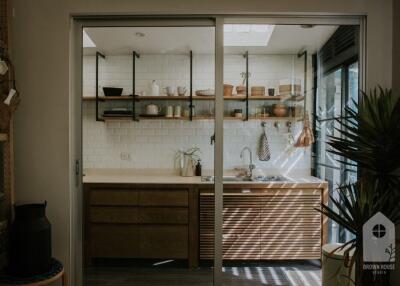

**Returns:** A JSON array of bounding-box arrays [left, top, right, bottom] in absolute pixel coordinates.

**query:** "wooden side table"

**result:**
[[0, 259, 66, 286]]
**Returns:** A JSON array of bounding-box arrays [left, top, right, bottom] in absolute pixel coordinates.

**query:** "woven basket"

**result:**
[[251, 86, 265, 96]]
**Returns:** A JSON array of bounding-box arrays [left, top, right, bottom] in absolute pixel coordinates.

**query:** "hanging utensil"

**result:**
[[295, 113, 315, 147], [258, 122, 271, 161], [286, 121, 295, 145]]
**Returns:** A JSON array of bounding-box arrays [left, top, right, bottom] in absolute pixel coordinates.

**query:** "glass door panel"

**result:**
[[82, 24, 215, 286], [220, 22, 346, 286], [315, 68, 343, 242]]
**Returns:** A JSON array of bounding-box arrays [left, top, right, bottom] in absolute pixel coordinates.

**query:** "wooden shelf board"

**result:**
[[83, 95, 304, 101], [100, 115, 300, 122], [83, 96, 133, 101], [0, 133, 8, 142], [101, 116, 135, 122], [138, 96, 190, 100]]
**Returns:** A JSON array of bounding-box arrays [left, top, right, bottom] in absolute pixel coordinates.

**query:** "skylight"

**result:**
[[83, 30, 96, 48], [224, 24, 275, 47]]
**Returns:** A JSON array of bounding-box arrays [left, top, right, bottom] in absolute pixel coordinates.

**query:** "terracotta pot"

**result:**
[[273, 104, 288, 117], [236, 85, 246, 95], [224, 84, 234, 97]]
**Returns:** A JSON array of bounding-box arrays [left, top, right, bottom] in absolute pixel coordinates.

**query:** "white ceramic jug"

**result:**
[[150, 80, 160, 96], [145, 104, 162, 115]]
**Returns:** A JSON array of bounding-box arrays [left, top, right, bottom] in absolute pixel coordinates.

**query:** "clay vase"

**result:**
[[236, 85, 246, 95], [273, 104, 288, 117]]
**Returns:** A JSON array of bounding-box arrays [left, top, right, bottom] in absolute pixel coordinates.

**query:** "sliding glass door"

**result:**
[[315, 59, 359, 243], [75, 16, 364, 286]]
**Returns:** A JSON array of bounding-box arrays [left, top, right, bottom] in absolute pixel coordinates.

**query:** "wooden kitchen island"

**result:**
[[83, 169, 328, 268]]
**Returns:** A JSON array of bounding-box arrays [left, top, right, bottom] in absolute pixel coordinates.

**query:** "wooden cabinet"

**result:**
[[84, 184, 198, 267], [85, 182, 327, 266], [199, 186, 327, 261]]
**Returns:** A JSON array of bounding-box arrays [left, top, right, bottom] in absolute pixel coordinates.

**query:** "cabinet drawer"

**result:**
[[139, 190, 188, 207], [90, 189, 138, 206], [90, 224, 139, 258], [139, 225, 188, 258], [90, 206, 139, 224], [138, 207, 188, 224], [90, 206, 188, 224]]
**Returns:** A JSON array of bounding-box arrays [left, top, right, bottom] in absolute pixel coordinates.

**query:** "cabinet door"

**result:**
[[260, 189, 322, 260], [139, 225, 188, 259], [223, 195, 261, 260], [90, 224, 139, 258], [200, 193, 261, 260]]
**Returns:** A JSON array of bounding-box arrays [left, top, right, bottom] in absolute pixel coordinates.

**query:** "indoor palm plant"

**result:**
[[318, 87, 400, 286]]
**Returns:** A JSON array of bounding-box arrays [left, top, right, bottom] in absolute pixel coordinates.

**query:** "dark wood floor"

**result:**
[[84, 260, 321, 286]]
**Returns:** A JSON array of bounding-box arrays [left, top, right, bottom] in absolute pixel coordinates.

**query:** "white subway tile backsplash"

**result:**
[[83, 53, 311, 176]]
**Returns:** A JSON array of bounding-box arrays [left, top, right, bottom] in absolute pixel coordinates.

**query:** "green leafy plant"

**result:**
[[240, 71, 251, 86], [317, 87, 400, 286]]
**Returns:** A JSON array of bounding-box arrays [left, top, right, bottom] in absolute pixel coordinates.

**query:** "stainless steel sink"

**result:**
[[252, 175, 289, 182], [201, 175, 290, 182], [222, 176, 252, 182]]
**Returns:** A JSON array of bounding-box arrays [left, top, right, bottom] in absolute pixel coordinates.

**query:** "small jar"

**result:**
[[234, 109, 243, 118]]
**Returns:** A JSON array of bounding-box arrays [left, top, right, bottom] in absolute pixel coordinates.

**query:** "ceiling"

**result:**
[[84, 25, 338, 56]]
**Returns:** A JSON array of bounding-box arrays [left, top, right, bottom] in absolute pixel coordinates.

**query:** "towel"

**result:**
[[258, 129, 271, 161]]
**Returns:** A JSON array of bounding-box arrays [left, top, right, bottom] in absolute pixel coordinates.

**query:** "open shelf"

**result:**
[[101, 116, 135, 122], [83, 95, 304, 101], [0, 133, 8, 142], [83, 96, 133, 101], [100, 115, 300, 122]]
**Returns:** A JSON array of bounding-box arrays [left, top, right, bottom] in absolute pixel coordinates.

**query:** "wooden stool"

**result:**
[[0, 259, 66, 286]]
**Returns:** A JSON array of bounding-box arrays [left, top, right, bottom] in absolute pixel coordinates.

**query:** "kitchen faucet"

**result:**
[[240, 146, 255, 180]]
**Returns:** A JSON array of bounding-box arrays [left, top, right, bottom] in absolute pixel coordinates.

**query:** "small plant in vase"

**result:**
[[175, 147, 201, 177], [236, 72, 251, 95]]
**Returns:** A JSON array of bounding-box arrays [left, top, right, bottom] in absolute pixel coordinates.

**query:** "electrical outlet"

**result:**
[[120, 152, 131, 161]]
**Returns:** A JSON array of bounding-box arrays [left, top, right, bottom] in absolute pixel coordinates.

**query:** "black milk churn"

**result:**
[[9, 202, 52, 277]]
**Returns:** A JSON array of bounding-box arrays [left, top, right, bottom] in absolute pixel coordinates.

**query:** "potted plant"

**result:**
[[318, 87, 400, 285], [175, 147, 201, 177], [236, 72, 251, 95]]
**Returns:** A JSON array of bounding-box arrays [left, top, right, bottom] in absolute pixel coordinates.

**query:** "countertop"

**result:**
[[83, 169, 328, 189]]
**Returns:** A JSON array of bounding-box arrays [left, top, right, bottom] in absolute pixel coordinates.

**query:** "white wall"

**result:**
[[83, 54, 310, 174], [10, 0, 394, 284]]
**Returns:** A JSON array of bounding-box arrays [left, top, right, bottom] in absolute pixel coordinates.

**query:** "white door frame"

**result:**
[[70, 14, 366, 286]]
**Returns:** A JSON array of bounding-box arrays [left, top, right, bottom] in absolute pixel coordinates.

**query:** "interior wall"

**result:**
[[10, 0, 394, 284]]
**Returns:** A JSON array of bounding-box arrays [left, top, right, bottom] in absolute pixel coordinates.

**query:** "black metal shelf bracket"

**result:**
[[297, 50, 307, 98], [95, 51, 106, 122], [132, 51, 140, 121], [189, 50, 193, 121], [244, 51, 249, 121]]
